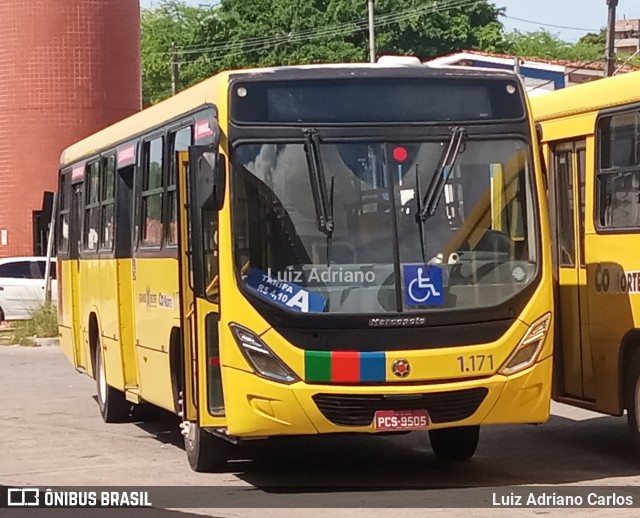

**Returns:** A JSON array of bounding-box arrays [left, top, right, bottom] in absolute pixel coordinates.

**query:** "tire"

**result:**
[[625, 349, 640, 457], [179, 388, 230, 472], [429, 425, 480, 461], [95, 343, 131, 423], [182, 420, 230, 473]]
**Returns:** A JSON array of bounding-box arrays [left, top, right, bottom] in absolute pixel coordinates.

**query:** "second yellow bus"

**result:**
[[532, 70, 640, 455]]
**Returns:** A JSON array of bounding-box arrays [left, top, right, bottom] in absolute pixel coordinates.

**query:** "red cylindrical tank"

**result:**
[[0, 0, 141, 257]]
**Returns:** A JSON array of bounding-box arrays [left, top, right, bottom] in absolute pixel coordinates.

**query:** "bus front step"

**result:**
[[125, 386, 141, 404]]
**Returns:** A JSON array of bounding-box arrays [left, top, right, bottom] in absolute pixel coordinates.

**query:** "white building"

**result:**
[[424, 51, 637, 97]]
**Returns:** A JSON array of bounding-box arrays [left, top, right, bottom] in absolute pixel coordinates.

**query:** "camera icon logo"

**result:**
[[7, 488, 39, 507]]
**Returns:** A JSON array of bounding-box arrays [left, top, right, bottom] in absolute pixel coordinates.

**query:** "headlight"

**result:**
[[230, 324, 299, 384], [499, 313, 551, 376]]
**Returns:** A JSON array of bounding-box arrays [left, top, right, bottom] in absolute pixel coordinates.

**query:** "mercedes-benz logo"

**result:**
[[392, 359, 411, 378]]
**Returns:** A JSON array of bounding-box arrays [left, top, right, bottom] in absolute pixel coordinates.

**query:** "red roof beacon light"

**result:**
[[393, 146, 409, 163]]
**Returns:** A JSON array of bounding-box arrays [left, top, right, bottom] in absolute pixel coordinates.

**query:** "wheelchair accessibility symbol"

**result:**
[[403, 265, 444, 306]]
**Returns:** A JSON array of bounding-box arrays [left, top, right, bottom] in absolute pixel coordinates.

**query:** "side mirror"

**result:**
[[189, 146, 226, 211]]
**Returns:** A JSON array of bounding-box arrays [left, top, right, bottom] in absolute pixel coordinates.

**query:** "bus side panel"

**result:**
[[79, 258, 100, 377], [116, 259, 139, 389], [73, 258, 90, 372], [57, 259, 76, 367], [98, 258, 125, 391], [135, 347, 174, 410], [585, 234, 639, 414], [132, 256, 180, 411]]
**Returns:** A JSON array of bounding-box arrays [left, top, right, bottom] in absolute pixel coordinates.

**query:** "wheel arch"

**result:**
[[619, 329, 640, 410], [169, 326, 183, 415], [87, 310, 101, 379]]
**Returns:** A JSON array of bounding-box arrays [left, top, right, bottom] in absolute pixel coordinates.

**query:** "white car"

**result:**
[[0, 257, 57, 322]]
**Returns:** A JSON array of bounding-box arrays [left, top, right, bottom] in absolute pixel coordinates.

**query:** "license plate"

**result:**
[[374, 410, 429, 430]]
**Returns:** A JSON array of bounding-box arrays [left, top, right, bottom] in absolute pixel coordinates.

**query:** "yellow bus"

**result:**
[[532, 70, 640, 454], [57, 63, 554, 471]]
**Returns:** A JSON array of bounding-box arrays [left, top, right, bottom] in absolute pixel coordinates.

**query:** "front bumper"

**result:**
[[221, 355, 552, 437]]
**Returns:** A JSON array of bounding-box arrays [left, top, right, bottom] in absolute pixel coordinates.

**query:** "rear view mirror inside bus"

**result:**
[[189, 145, 226, 211]]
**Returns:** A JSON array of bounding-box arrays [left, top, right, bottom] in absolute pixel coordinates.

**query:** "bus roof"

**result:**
[[531, 69, 640, 122], [60, 63, 519, 167], [60, 70, 231, 167]]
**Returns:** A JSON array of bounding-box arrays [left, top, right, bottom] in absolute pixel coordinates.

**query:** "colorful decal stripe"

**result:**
[[305, 351, 385, 383]]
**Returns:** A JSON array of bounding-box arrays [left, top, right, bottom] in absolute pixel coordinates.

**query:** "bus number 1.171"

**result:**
[[457, 354, 495, 373]]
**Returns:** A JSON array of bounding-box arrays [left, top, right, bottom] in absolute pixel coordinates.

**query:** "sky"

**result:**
[[139, 0, 640, 42]]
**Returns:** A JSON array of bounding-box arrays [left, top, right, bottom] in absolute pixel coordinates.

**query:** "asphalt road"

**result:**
[[1, 345, 640, 518]]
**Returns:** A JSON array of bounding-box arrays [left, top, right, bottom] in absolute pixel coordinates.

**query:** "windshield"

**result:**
[[232, 138, 537, 315]]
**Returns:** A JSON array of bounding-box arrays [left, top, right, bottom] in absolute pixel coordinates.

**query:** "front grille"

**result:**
[[312, 388, 488, 427]]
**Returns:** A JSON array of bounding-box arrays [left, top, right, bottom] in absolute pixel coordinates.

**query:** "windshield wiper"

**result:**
[[414, 163, 427, 264], [418, 126, 466, 222], [303, 128, 334, 265]]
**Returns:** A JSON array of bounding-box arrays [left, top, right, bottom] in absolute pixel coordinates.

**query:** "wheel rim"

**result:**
[[98, 348, 107, 404], [182, 420, 195, 452]]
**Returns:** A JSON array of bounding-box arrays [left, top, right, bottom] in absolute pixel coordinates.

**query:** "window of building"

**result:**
[[84, 161, 101, 250], [141, 137, 164, 246], [598, 111, 640, 229], [101, 155, 116, 250]]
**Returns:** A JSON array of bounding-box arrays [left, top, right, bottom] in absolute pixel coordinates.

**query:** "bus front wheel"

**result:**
[[95, 344, 131, 423], [429, 425, 480, 461], [626, 349, 640, 457], [182, 420, 230, 472]]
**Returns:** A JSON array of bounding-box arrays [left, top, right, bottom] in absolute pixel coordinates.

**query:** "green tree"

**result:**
[[141, 1, 223, 104], [578, 29, 606, 48], [142, 0, 507, 104], [505, 30, 604, 62], [213, 0, 507, 65]]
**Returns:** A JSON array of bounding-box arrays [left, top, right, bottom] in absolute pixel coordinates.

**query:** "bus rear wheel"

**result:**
[[182, 420, 230, 472], [95, 344, 131, 423], [429, 425, 480, 461], [626, 349, 640, 458]]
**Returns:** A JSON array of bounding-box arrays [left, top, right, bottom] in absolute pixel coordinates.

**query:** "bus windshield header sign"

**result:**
[[231, 78, 524, 125]]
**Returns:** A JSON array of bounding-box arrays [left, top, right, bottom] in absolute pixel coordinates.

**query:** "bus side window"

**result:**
[[140, 136, 164, 246], [554, 149, 575, 266], [100, 154, 116, 251], [84, 161, 101, 252], [167, 126, 192, 246], [597, 111, 640, 229], [58, 172, 71, 255]]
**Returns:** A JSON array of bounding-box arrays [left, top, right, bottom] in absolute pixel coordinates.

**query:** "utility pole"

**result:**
[[368, 0, 375, 63], [43, 192, 57, 305], [606, 0, 619, 77], [171, 42, 180, 95]]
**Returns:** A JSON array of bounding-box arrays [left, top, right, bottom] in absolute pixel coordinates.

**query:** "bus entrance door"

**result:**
[[114, 164, 139, 396], [69, 183, 86, 369], [176, 150, 225, 428], [551, 141, 594, 402]]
